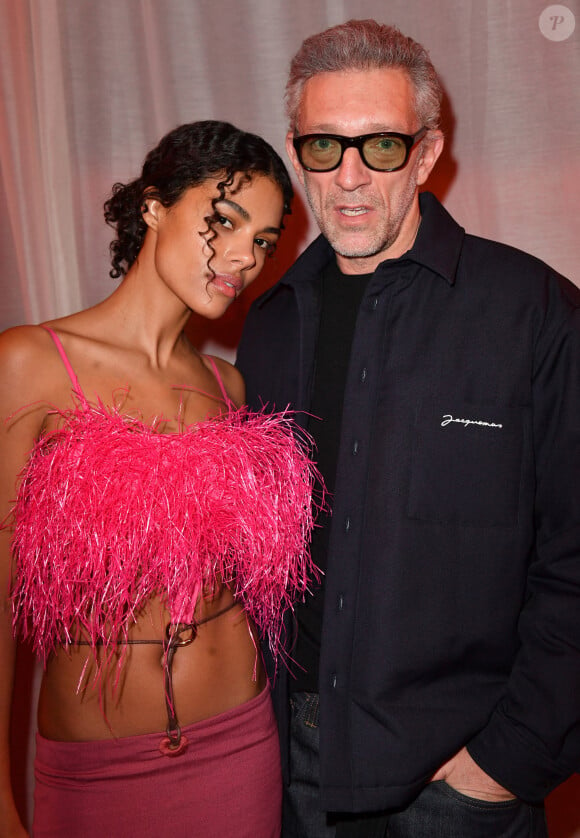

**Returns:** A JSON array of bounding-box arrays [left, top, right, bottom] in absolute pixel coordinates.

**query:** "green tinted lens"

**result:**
[[362, 135, 407, 170], [301, 137, 342, 170]]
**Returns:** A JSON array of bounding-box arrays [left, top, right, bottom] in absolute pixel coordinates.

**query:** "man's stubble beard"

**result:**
[[302, 170, 419, 261]]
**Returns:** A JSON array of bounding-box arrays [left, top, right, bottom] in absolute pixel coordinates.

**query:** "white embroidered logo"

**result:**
[[441, 414, 503, 429]]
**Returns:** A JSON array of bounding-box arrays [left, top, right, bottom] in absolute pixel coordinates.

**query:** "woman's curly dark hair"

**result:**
[[103, 120, 293, 279]]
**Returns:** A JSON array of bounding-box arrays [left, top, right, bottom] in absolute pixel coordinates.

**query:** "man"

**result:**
[[237, 19, 580, 838]]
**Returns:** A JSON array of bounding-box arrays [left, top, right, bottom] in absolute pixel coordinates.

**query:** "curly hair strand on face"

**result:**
[[103, 121, 293, 279], [285, 19, 443, 134]]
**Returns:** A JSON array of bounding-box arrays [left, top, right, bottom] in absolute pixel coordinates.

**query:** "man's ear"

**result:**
[[286, 131, 306, 187], [417, 130, 445, 187]]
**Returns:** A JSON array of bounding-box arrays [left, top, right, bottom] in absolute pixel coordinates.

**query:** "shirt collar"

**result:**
[[260, 191, 463, 306], [404, 191, 465, 285]]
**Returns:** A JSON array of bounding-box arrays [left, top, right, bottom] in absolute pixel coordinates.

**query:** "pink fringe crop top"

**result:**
[[10, 329, 322, 668]]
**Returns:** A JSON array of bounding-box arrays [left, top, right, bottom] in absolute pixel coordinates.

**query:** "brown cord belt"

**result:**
[[72, 600, 238, 756]]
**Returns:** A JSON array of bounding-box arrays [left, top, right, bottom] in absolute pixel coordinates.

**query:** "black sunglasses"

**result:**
[[293, 128, 427, 173]]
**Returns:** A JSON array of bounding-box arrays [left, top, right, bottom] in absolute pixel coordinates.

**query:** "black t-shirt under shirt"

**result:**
[[292, 259, 371, 692]]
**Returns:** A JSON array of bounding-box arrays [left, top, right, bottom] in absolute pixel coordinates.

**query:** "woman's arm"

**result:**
[[0, 327, 52, 837]]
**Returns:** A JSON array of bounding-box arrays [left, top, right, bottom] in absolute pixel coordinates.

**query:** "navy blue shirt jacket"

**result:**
[[236, 192, 580, 811]]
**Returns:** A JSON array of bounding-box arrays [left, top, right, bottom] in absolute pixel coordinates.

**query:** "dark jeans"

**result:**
[[283, 692, 548, 838]]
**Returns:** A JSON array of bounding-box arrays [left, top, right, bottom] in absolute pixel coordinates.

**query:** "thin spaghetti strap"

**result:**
[[41, 326, 87, 403], [205, 355, 231, 406]]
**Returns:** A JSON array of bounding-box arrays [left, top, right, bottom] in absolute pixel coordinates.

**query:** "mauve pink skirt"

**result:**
[[33, 686, 281, 837]]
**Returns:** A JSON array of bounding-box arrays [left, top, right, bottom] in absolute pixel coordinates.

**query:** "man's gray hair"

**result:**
[[285, 19, 443, 133]]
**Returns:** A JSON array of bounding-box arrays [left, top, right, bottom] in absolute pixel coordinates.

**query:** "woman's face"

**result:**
[[144, 173, 285, 319]]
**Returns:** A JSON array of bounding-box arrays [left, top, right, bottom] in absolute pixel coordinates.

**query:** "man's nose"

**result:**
[[333, 147, 372, 191]]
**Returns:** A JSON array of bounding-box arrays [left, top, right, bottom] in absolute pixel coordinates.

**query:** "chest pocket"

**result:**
[[407, 400, 524, 527]]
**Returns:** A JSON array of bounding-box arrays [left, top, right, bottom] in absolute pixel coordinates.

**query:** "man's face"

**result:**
[[286, 68, 443, 274]]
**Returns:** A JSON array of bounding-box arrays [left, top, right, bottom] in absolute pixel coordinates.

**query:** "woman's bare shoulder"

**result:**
[[0, 324, 52, 374], [0, 324, 68, 413], [203, 355, 245, 407]]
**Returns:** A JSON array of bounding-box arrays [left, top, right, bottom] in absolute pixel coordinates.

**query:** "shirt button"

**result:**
[[352, 440, 359, 455], [345, 517, 351, 533], [338, 594, 345, 610], [360, 367, 368, 383], [372, 297, 378, 309], [331, 673, 337, 689]]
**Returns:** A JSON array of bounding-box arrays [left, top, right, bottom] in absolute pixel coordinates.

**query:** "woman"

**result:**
[[0, 121, 320, 837]]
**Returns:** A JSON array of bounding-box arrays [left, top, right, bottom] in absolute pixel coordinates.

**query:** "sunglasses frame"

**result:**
[[293, 127, 427, 173]]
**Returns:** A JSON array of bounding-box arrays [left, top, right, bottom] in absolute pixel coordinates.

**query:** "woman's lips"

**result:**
[[209, 274, 243, 298]]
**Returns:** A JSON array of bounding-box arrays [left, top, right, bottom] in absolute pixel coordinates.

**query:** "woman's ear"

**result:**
[[141, 197, 164, 231]]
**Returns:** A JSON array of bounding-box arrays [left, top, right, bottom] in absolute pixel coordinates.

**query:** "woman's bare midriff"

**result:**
[[37, 587, 266, 742]]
